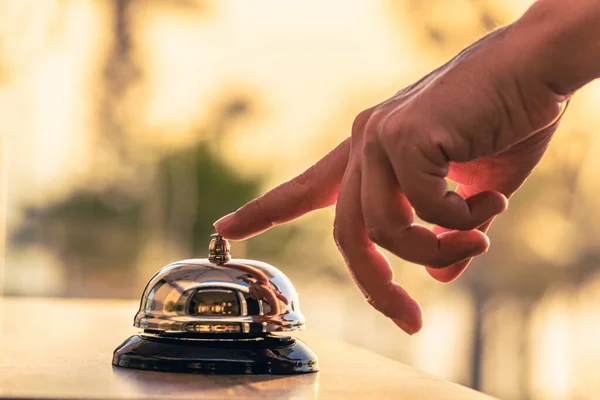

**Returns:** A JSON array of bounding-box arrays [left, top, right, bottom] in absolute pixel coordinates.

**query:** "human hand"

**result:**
[[214, 19, 570, 334]]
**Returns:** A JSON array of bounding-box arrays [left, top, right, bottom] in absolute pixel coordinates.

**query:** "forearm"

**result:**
[[514, 0, 600, 96]]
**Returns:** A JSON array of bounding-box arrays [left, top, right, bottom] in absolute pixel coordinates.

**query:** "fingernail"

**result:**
[[213, 212, 235, 230], [391, 317, 417, 335]]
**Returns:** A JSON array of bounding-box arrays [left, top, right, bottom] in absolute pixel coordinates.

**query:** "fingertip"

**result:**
[[427, 207, 498, 281], [498, 192, 509, 211], [213, 212, 235, 231], [428, 229, 488, 280], [389, 302, 422, 335], [417, 191, 507, 231], [426, 229, 488, 270], [439, 229, 490, 256], [392, 317, 422, 335], [426, 258, 473, 283], [213, 211, 262, 240], [465, 190, 508, 226], [213, 212, 244, 239], [387, 283, 423, 334], [488, 190, 509, 214]]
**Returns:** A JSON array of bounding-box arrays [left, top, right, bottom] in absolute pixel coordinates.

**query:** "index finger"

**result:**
[[214, 138, 350, 240]]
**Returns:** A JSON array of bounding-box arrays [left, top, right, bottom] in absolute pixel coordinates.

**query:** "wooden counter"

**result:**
[[0, 297, 496, 399]]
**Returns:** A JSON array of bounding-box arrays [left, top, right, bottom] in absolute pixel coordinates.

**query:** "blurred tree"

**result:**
[[98, 0, 139, 160], [10, 134, 261, 298], [6, 0, 292, 299], [464, 130, 600, 397], [157, 140, 260, 255]]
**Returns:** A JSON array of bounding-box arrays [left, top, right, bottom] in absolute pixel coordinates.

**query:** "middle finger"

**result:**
[[334, 151, 423, 334]]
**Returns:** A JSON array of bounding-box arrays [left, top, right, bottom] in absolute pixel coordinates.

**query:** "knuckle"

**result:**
[[361, 109, 393, 152], [366, 295, 388, 315], [297, 193, 319, 213], [282, 180, 321, 210], [378, 112, 420, 152], [289, 171, 318, 210], [292, 164, 315, 189], [277, 166, 320, 212], [351, 109, 375, 138], [251, 196, 265, 213], [423, 130, 456, 164], [332, 221, 346, 250], [360, 107, 389, 143], [252, 197, 268, 218], [362, 131, 381, 154], [365, 223, 392, 248], [365, 282, 396, 316], [415, 208, 438, 224], [365, 211, 411, 247], [364, 109, 386, 135], [332, 218, 357, 254], [378, 111, 400, 135], [250, 197, 276, 227], [367, 298, 391, 317], [427, 129, 453, 151]]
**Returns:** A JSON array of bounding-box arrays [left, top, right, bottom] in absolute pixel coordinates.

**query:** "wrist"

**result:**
[[514, 0, 600, 96]]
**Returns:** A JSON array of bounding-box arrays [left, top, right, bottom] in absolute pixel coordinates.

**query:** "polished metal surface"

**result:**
[[133, 236, 305, 334]]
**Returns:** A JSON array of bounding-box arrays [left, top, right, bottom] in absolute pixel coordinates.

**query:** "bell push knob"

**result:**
[[208, 234, 230, 265]]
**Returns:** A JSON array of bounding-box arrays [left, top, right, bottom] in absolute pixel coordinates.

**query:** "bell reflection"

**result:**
[[230, 262, 288, 316], [188, 289, 240, 316]]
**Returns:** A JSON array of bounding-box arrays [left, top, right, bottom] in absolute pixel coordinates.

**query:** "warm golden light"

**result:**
[[3, 0, 599, 398]]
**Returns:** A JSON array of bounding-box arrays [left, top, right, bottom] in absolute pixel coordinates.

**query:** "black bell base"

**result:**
[[112, 333, 319, 375]]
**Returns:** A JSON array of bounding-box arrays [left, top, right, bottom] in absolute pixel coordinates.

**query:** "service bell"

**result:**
[[112, 235, 319, 374]]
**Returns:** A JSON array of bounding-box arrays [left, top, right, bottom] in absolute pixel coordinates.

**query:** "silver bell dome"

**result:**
[[133, 235, 305, 334]]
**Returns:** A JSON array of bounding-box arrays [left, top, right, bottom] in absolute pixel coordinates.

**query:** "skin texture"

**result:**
[[215, 0, 600, 334]]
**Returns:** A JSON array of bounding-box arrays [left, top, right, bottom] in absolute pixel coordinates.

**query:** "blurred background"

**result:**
[[2, 0, 600, 398]]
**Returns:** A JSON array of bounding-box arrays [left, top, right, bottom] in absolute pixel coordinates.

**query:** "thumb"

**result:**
[[214, 138, 350, 240]]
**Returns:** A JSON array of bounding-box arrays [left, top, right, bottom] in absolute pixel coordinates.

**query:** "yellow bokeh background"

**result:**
[[3, 1, 600, 399]]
